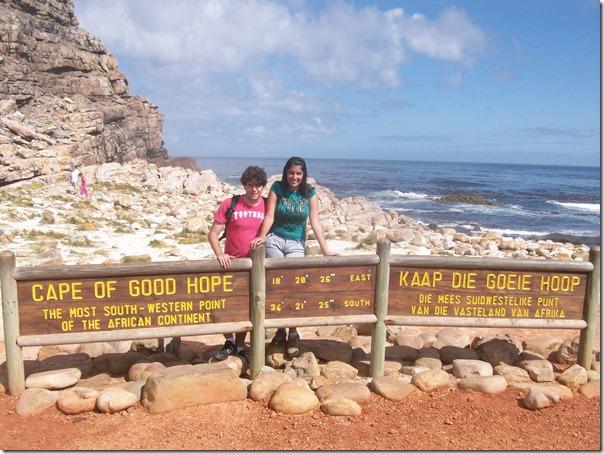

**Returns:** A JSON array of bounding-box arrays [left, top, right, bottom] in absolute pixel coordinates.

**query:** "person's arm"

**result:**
[[250, 191, 277, 249], [309, 194, 338, 256], [208, 221, 233, 268]]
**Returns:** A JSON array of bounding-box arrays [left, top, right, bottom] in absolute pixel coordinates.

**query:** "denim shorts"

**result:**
[[265, 232, 305, 258]]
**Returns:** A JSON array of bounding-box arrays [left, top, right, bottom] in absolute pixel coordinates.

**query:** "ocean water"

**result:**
[[197, 157, 601, 246]]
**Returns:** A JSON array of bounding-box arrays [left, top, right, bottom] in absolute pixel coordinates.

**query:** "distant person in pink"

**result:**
[[79, 173, 88, 196], [208, 165, 267, 361]]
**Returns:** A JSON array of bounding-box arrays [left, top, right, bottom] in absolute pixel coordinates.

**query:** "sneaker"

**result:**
[[213, 340, 237, 361], [286, 331, 300, 358], [271, 328, 287, 346]]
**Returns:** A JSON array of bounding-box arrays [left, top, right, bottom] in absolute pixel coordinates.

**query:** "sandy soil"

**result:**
[[0, 386, 599, 451], [0, 324, 600, 451]]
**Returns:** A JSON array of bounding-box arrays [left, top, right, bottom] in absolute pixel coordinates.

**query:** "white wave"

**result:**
[[372, 190, 435, 200], [445, 204, 538, 217], [547, 200, 600, 213], [484, 228, 548, 237]]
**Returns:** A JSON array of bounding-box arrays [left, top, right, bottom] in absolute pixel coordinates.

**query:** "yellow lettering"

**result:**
[[32, 284, 44, 302]]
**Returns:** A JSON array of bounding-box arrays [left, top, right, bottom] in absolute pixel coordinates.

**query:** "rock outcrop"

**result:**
[[0, 0, 168, 185]]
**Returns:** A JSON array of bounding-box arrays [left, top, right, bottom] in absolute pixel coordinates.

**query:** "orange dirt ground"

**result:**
[[0, 326, 600, 451], [0, 386, 599, 450]]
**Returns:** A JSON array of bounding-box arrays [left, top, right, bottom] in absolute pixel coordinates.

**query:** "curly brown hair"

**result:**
[[240, 165, 267, 186]]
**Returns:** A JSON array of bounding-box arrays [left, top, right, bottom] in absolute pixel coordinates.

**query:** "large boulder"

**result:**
[[141, 369, 246, 414]]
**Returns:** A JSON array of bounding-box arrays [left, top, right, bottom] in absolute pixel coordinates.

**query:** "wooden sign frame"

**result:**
[[0, 241, 599, 397]]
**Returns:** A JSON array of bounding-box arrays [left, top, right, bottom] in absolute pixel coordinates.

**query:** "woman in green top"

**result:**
[[251, 156, 336, 357]]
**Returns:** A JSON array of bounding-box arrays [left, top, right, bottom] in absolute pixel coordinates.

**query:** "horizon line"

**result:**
[[186, 155, 600, 170]]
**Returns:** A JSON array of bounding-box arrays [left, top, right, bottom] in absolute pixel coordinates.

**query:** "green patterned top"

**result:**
[[269, 181, 316, 241]]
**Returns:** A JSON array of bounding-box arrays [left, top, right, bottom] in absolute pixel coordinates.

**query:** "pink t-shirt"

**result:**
[[214, 196, 265, 258]]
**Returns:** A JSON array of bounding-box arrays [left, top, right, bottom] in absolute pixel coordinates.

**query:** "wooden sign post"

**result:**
[[1, 244, 599, 395]]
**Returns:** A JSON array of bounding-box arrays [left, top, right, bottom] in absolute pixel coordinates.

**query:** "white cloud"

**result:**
[[76, 0, 485, 88], [74, 0, 486, 150]]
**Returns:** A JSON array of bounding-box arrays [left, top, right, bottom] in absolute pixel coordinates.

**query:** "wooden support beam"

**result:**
[[370, 239, 390, 378], [250, 246, 266, 379], [578, 246, 600, 369], [0, 251, 25, 395]]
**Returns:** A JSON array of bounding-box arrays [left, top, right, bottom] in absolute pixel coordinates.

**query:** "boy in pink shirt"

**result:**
[[208, 165, 267, 361]]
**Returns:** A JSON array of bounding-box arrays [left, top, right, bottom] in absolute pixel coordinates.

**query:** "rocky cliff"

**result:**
[[0, 0, 168, 185]]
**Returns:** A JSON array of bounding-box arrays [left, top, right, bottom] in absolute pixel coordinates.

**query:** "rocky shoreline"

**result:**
[[0, 158, 591, 271]]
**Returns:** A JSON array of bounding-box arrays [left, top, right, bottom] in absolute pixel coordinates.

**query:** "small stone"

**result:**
[[320, 398, 362, 416], [587, 370, 600, 381], [57, 387, 99, 414], [370, 376, 418, 401], [493, 364, 532, 383], [285, 352, 321, 382], [439, 346, 479, 364], [400, 366, 429, 376], [435, 328, 470, 348], [416, 347, 440, 359], [579, 380, 600, 398], [93, 352, 147, 375], [302, 339, 352, 363], [557, 364, 588, 389], [321, 361, 358, 382], [394, 334, 424, 350], [459, 375, 507, 394], [414, 357, 442, 370], [315, 383, 371, 403], [384, 345, 418, 361], [518, 360, 555, 382], [122, 380, 146, 400], [25, 368, 81, 390], [16, 388, 59, 416], [451, 360, 493, 378], [411, 369, 449, 392], [268, 383, 319, 415], [249, 372, 292, 401], [354, 360, 401, 377], [97, 387, 139, 413], [523, 386, 559, 410]]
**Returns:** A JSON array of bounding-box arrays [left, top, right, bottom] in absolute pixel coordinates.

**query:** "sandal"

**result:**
[[286, 330, 300, 358], [271, 328, 287, 346]]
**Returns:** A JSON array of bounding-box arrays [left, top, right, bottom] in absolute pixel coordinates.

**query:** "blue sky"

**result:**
[[74, 0, 599, 166]]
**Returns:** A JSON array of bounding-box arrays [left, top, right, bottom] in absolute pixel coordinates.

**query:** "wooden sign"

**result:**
[[17, 271, 250, 335], [388, 267, 588, 320], [265, 265, 376, 319]]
